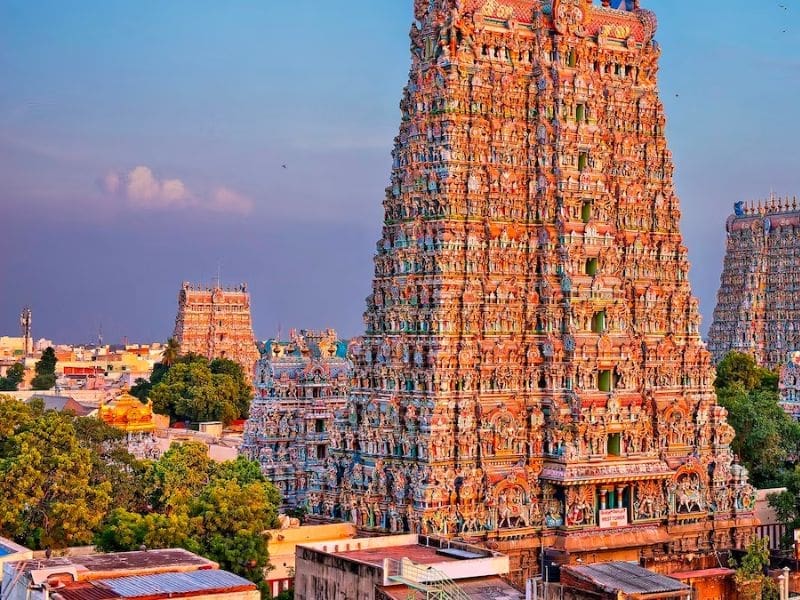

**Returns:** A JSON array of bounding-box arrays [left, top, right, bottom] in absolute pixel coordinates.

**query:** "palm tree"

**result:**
[[161, 338, 181, 367]]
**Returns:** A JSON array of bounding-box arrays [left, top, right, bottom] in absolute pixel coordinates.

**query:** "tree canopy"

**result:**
[[0, 363, 25, 391], [31, 347, 57, 390], [714, 352, 799, 489], [96, 444, 280, 588], [147, 354, 252, 425]]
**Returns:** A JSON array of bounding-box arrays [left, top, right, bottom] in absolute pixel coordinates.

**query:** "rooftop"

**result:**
[[15, 550, 216, 583], [52, 570, 255, 600], [379, 576, 524, 600], [563, 562, 689, 596]]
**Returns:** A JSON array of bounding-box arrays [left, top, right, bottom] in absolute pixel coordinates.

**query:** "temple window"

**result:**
[[576, 103, 586, 123], [582, 201, 592, 223], [578, 152, 589, 172], [315, 419, 325, 433], [586, 258, 599, 277], [598, 369, 613, 392], [568, 49, 577, 68], [591, 310, 607, 333], [607, 433, 621, 457]]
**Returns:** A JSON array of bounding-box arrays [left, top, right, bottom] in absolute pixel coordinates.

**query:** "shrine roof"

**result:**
[[562, 562, 689, 595]]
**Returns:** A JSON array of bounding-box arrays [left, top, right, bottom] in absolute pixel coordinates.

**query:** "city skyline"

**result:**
[[2, 0, 799, 344]]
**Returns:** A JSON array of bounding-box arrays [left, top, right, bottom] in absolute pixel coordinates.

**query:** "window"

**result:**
[[578, 152, 588, 172], [581, 201, 592, 223], [607, 433, 621, 457], [315, 419, 325, 433], [576, 103, 586, 123], [591, 310, 606, 333], [568, 49, 577, 68], [598, 370, 612, 392], [586, 258, 599, 277], [317, 445, 326, 460]]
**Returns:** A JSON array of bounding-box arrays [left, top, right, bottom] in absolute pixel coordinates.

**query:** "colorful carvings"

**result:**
[[173, 282, 260, 375], [709, 196, 800, 369], [317, 0, 753, 574], [240, 330, 351, 507]]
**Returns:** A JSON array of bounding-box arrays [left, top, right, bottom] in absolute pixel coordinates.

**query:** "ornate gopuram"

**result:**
[[708, 197, 800, 369], [319, 0, 757, 582], [240, 330, 351, 507], [173, 281, 260, 375]]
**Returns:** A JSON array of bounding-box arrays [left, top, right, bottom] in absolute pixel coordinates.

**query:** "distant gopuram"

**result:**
[[173, 281, 259, 374], [313, 0, 756, 580], [708, 196, 800, 369]]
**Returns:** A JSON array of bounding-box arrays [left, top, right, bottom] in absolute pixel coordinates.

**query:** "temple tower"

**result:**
[[319, 0, 756, 580], [241, 330, 352, 507], [173, 282, 260, 375], [708, 196, 800, 369]]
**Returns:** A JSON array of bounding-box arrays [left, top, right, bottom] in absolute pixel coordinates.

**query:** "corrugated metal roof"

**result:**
[[96, 570, 255, 598], [567, 562, 689, 595]]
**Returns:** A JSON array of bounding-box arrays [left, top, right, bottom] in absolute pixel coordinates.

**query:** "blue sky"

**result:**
[[1, 1, 799, 344]]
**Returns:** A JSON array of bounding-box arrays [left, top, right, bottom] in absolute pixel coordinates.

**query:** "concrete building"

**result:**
[[1, 550, 257, 600], [264, 522, 357, 598], [294, 534, 523, 600]]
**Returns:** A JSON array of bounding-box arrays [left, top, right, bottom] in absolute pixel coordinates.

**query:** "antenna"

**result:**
[[215, 261, 222, 289], [98, 322, 104, 347], [19, 307, 32, 357]]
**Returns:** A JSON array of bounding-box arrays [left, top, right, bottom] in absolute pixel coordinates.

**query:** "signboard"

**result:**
[[599, 508, 628, 529]]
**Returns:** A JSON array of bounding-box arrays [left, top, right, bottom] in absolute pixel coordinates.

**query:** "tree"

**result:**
[[95, 447, 281, 590], [0, 406, 112, 548], [162, 338, 181, 367], [147, 442, 212, 513], [714, 351, 800, 489], [715, 351, 776, 392], [0, 363, 25, 391], [31, 347, 57, 390], [149, 356, 252, 425]]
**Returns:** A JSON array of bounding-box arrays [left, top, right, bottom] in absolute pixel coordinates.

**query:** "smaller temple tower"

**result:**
[[709, 196, 800, 368], [241, 330, 352, 507], [173, 282, 259, 375]]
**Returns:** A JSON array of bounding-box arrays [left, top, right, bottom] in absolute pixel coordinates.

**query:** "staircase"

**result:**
[[384, 558, 471, 600]]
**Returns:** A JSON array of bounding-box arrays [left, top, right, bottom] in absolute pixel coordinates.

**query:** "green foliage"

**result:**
[[714, 352, 800, 489], [0, 363, 25, 391], [730, 537, 778, 600], [31, 347, 57, 390], [149, 355, 252, 425], [716, 352, 777, 392], [0, 406, 113, 548], [96, 442, 281, 586]]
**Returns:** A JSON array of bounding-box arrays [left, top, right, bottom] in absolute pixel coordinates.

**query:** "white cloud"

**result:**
[[102, 166, 252, 215], [209, 186, 254, 215]]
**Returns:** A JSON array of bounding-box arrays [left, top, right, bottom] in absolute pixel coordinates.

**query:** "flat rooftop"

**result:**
[[338, 543, 461, 568], [15, 550, 216, 581]]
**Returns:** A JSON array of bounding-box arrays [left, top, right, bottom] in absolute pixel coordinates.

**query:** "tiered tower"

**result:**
[[173, 282, 259, 375], [708, 196, 800, 369], [319, 0, 756, 580], [241, 330, 351, 507]]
